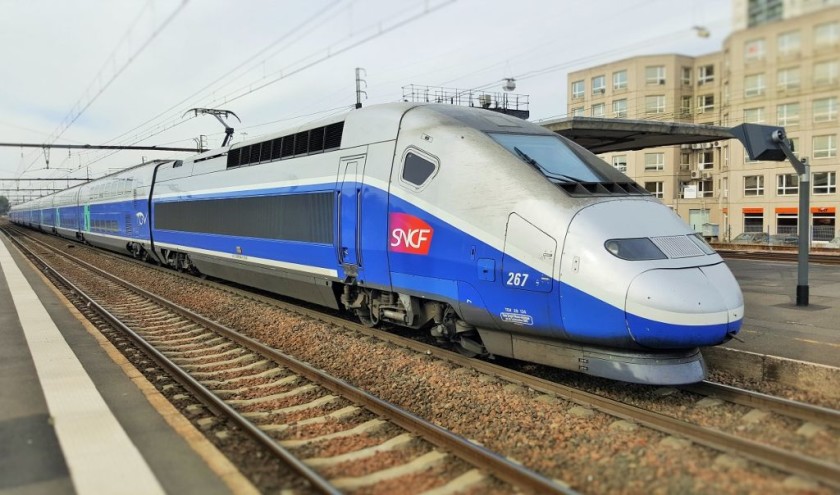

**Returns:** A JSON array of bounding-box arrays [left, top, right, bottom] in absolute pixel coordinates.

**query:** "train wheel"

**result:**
[[355, 307, 378, 327]]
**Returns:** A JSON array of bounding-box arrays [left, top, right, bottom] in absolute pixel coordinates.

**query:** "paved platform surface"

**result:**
[[722, 258, 840, 369], [0, 235, 235, 495]]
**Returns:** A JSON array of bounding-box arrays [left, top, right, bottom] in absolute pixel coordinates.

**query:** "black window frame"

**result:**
[[399, 148, 439, 191]]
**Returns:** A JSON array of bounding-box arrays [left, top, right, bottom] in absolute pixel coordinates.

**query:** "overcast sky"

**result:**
[[0, 0, 731, 200]]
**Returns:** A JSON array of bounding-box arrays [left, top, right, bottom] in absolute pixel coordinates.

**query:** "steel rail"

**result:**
[[683, 381, 840, 429], [4, 227, 574, 495], [421, 352, 840, 489], [4, 230, 340, 495]]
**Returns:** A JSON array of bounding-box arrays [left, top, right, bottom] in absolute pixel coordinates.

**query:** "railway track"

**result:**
[[7, 225, 840, 491], [716, 249, 840, 265], [5, 228, 572, 495]]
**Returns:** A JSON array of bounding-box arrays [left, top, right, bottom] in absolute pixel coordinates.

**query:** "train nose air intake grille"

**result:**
[[650, 235, 705, 258]]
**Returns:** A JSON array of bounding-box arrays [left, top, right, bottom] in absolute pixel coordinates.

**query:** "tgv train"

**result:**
[[10, 103, 743, 384]]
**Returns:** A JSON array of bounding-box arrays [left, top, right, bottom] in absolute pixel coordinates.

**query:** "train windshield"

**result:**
[[488, 133, 605, 183]]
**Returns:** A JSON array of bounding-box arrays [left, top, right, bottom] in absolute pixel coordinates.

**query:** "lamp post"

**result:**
[[730, 124, 810, 306]]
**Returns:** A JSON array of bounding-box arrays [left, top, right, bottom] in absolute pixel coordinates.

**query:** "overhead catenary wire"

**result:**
[[69, 0, 429, 167], [72, 0, 456, 173], [86, 0, 349, 158], [17, 0, 190, 177]]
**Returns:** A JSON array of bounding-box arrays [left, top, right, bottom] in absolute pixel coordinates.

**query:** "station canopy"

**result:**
[[541, 117, 734, 154]]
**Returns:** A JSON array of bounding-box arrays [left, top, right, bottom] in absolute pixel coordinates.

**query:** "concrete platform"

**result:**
[[720, 258, 840, 369], [0, 235, 250, 495]]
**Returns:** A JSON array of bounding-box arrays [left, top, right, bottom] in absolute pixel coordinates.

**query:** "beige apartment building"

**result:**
[[565, 5, 839, 242]]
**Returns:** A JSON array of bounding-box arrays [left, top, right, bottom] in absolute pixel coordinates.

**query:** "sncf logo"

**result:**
[[389, 213, 434, 255]]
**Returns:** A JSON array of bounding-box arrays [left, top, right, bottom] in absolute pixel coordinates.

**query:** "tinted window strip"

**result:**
[[154, 192, 334, 244]]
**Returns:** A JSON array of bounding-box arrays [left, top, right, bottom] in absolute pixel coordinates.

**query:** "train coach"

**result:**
[[10, 102, 744, 384]]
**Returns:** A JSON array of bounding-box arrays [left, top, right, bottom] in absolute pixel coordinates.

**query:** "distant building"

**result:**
[[566, 4, 839, 242]]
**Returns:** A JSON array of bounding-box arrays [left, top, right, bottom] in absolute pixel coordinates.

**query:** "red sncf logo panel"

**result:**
[[389, 213, 434, 255]]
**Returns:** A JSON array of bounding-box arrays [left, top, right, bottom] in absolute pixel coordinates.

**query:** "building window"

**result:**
[[813, 172, 837, 194], [814, 60, 839, 86], [813, 135, 837, 158], [776, 103, 800, 127], [744, 107, 765, 123], [645, 181, 664, 198], [698, 64, 714, 85], [644, 152, 664, 171], [748, 0, 782, 27], [777, 214, 798, 235], [744, 175, 765, 196], [612, 155, 627, 173], [572, 107, 584, 117], [613, 70, 627, 90], [777, 31, 801, 57], [699, 179, 714, 198], [813, 97, 838, 123], [698, 150, 714, 169], [645, 95, 665, 114], [645, 65, 666, 85], [592, 75, 606, 95], [680, 152, 691, 172], [777, 173, 799, 195], [744, 212, 764, 233], [777, 67, 800, 91], [572, 80, 585, 99], [612, 99, 627, 118], [681, 67, 692, 85], [815, 22, 840, 48], [591, 103, 605, 117], [697, 94, 714, 113], [744, 38, 765, 61], [744, 73, 765, 97], [813, 212, 836, 241], [680, 96, 692, 116]]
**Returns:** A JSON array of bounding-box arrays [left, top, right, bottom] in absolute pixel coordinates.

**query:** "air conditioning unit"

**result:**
[[702, 172, 712, 179], [703, 142, 713, 149], [712, 141, 722, 148], [690, 171, 701, 179], [691, 143, 703, 150], [595, 88, 605, 94], [658, 79, 666, 85], [680, 144, 691, 149]]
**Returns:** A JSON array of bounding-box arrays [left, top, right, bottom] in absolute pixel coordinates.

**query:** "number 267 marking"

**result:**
[[506, 272, 529, 287]]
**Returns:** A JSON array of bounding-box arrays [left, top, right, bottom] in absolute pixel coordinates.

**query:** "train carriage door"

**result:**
[[502, 214, 556, 293], [338, 155, 366, 272]]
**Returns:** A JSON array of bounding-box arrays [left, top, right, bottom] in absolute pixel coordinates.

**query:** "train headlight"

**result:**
[[604, 238, 667, 261]]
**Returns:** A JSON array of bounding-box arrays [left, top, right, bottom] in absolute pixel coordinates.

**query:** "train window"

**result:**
[[294, 131, 309, 155], [281, 135, 295, 158], [308, 126, 325, 153], [249, 143, 262, 164], [401, 150, 438, 189], [270, 137, 283, 160], [489, 133, 604, 183]]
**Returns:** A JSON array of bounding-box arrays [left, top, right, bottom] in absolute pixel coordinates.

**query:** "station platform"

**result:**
[[721, 258, 840, 369], [0, 235, 249, 495]]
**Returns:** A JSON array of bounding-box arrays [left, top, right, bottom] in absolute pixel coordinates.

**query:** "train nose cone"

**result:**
[[625, 263, 744, 348]]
